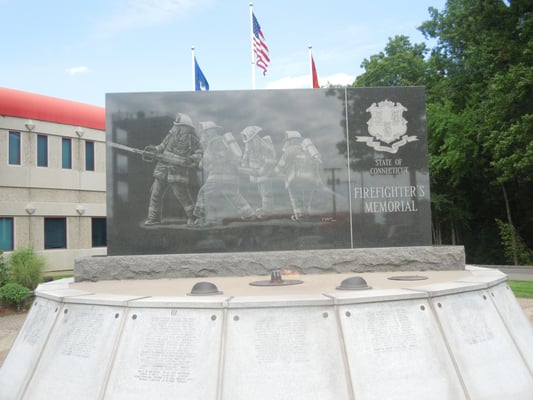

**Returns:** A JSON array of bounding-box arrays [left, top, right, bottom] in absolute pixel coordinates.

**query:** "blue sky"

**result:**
[[1, 0, 446, 107]]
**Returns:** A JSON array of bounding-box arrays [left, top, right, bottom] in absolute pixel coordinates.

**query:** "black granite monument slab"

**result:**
[[106, 87, 430, 255]]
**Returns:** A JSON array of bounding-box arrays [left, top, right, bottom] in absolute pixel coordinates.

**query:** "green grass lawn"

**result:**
[[52, 274, 73, 281], [508, 280, 533, 299]]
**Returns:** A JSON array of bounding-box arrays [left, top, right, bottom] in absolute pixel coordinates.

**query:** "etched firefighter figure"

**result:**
[[144, 113, 202, 226], [193, 121, 256, 225], [240, 125, 277, 218], [275, 130, 322, 221]]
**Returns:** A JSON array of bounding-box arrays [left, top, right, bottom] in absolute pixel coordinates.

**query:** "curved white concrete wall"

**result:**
[[1, 266, 532, 400]]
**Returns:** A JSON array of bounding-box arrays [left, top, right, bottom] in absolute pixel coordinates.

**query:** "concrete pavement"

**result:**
[[474, 265, 533, 281], [0, 311, 28, 368]]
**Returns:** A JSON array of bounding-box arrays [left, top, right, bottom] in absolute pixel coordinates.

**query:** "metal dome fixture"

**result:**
[[249, 269, 303, 286], [336, 276, 371, 290], [387, 275, 428, 281], [187, 281, 223, 296]]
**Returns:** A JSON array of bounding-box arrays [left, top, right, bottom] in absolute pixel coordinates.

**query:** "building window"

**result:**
[[91, 218, 107, 247], [8, 131, 21, 165], [86, 141, 95, 171], [37, 134, 48, 167], [0, 217, 14, 251], [62, 138, 72, 169], [44, 218, 66, 249]]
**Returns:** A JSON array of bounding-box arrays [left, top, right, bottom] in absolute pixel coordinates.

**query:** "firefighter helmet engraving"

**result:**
[[356, 100, 418, 154], [240, 125, 262, 143], [173, 112, 194, 128]]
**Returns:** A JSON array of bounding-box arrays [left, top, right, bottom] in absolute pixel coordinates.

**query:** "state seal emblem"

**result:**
[[356, 100, 418, 153]]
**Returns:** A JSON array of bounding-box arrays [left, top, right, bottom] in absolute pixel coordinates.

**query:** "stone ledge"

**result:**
[[74, 246, 465, 282]]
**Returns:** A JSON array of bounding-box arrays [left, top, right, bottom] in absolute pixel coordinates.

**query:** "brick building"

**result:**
[[0, 87, 106, 273]]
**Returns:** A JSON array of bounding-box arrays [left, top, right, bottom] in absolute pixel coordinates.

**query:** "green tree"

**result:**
[[420, 0, 533, 263], [351, 1, 532, 263], [354, 35, 428, 87]]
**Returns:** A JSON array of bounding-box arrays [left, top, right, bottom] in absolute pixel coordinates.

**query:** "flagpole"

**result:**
[[308, 45, 313, 88], [191, 46, 196, 91], [250, 2, 256, 89]]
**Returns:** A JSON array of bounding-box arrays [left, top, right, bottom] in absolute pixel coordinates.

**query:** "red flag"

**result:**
[[311, 55, 319, 88]]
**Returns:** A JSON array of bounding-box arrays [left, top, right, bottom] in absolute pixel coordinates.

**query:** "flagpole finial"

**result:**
[[249, 2, 253, 7], [308, 45, 312, 50], [191, 45, 195, 51]]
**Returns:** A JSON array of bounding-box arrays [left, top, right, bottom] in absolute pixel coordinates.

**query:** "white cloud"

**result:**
[[265, 72, 355, 89], [66, 66, 89, 76], [321, 73, 356, 87]]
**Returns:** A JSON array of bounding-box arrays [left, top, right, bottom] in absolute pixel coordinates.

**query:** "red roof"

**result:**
[[0, 87, 105, 131]]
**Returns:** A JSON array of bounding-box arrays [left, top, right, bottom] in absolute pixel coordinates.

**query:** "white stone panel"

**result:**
[[221, 305, 350, 400], [36, 288, 92, 301], [326, 288, 427, 304], [128, 296, 229, 308], [0, 298, 60, 400], [104, 307, 223, 400], [488, 283, 533, 372], [431, 289, 533, 400], [64, 293, 146, 306], [340, 298, 466, 400], [22, 303, 124, 400]]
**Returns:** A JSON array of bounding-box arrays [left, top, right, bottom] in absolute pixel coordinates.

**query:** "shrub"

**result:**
[[8, 246, 45, 290], [496, 219, 533, 265], [0, 282, 30, 310], [0, 250, 11, 287]]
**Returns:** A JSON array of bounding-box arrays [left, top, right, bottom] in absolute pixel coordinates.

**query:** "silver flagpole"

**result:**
[[308, 45, 313, 88], [191, 46, 195, 91], [250, 2, 256, 89]]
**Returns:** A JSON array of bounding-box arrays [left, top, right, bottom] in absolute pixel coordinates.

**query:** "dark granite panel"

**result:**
[[105, 87, 430, 255], [345, 87, 432, 247]]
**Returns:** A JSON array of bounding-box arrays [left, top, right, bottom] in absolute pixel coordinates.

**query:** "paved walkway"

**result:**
[[0, 311, 28, 368]]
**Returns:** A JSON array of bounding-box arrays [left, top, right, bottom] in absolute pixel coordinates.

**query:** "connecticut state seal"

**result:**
[[356, 100, 418, 154]]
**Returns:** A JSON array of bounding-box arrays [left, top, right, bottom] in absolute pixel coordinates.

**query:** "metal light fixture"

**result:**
[[336, 276, 371, 290], [187, 281, 223, 296], [25, 120, 35, 131], [388, 275, 428, 281], [249, 269, 303, 286], [75, 127, 84, 137], [25, 205, 36, 215], [75, 205, 85, 216]]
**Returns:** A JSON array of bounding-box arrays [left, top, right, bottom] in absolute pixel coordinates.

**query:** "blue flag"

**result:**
[[194, 57, 209, 91]]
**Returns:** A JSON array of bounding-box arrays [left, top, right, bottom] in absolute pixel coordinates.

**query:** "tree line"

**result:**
[[353, 0, 532, 264]]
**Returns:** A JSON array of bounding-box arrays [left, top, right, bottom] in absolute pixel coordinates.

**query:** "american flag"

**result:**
[[252, 12, 270, 75]]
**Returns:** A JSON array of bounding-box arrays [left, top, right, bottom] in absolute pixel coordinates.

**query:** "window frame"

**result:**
[[62, 137, 72, 169], [91, 217, 107, 247], [85, 140, 95, 171], [0, 217, 14, 251], [44, 217, 67, 249], [37, 134, 48, 167], [8, 131, 21, 165]]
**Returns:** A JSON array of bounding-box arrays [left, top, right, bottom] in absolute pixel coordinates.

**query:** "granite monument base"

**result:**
[[1, 264, 532, 399], [74, 245, 465, 282]]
